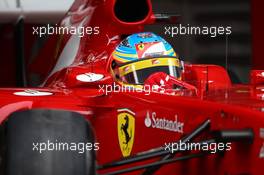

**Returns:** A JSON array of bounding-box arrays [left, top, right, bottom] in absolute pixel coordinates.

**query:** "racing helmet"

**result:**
[[111, 32, 183, 85]]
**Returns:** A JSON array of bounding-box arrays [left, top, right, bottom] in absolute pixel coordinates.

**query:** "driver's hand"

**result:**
[[144, 72, 179, 90], [144, 72, 197, 94]]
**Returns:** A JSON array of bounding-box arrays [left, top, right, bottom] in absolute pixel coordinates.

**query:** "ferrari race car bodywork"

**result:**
[[0, 0, 264, 174]]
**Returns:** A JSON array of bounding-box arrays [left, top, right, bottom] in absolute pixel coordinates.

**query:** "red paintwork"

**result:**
[[250, 70, 264, 86], [1, 0, 264, 174]]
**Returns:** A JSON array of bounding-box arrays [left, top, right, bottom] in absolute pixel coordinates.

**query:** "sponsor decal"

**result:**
[[117, 108, 135, 157], [138, 33, 153, 38], [144, 111, 184, 133], [14, 89, 53, 96], [120, 38, 131, 48], [151, 59, 160, 65], [135, 42, 165, 58], [260, 128, 264, 158], [137, 43, 145, 51], [76, 73, 104, 82]]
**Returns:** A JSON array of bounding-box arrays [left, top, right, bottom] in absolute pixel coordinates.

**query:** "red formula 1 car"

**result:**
[[0, 0, 264, 175]]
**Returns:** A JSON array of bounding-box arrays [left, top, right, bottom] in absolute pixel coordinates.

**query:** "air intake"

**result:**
[[114, 0, 150, 23]]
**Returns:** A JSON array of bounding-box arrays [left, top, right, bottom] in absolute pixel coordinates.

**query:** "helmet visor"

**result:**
[[113, 57, 183, 85]]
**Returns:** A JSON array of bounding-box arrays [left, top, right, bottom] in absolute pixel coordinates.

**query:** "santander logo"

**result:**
[[144, 112, 152, 127], [144, 111, 184, 134]]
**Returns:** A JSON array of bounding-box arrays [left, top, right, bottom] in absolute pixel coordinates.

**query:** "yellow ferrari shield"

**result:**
[[117, 109, 135, 157]]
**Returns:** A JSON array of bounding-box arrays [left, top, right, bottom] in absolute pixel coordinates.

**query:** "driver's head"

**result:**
[[110, 32, 183, 85]]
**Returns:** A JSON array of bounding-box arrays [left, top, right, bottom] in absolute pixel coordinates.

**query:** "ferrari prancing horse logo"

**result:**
[[117, 109, 135, 157]]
